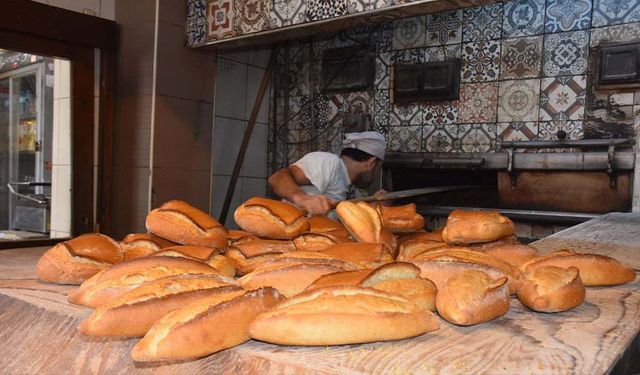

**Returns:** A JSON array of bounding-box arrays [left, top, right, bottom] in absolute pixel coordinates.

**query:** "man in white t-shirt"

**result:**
[[268, 131, 386, 216]]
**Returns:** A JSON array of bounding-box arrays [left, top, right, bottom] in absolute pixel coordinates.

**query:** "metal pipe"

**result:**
[[499, 138, 634, 149], [417, 205, 601, 225], [428, 158, 485, 167]]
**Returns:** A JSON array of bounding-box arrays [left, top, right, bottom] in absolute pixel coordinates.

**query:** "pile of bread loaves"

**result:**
[[35, 198, 636, 363]]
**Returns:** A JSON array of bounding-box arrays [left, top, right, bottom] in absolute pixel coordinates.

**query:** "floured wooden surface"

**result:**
[[0, 214, 638, 374]]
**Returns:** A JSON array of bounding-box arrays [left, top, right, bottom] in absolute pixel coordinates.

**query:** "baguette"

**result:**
[[227, 229, 258, 246], [376, 203, 425, 233], [517, 266, 585, 312], [468, 236, 519, 250], [305, 269, 372, 290], [146, 200, 227, 248], [317, 243, 393, 269], [234, 197, 309, 239], [521, 250, 636, 286], [308, 215, 350, 238], [335, 201, 396, 253], [67, 256, 220, 308], [36, 233, 124, 285], [481, 244, 539, 268], [256, 252, 359, 271], [238, 263, 346, 297], [131, 287, 284, 361], [121, 233, 177, 260], [436, 270, 510, 326], [396, 240, 448, 261], [409, 259, 510, 292], [249, 286, 439, 346], [79, 275, 240, 337], [412, 247, 522, 293], [225, 240, 297, 275], [293, 231, 352, 252], [151, 246, 234, 277], [305, 261, 421, 291], [398, 231, 444, 246], [442, 210, 515, 245]]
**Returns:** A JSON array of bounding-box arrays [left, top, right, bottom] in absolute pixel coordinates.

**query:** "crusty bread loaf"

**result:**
[[225, 240, 297, 275], [249, 286, 439, 346], [359, 262, 421, 287], [293, 231, 352, 252], [468, 236, 519, 250], [375, 203, 425, 233], [121, 233, 177, 260], [481, 244, 539, 268], [36, 233, 124, 285], [520, 250, 636, 286], [436, 270, 510, 326], [146, 200, 228, 248], [131, 287, 284, 361], [308, 215, 350, 238], [409, 259, 510, 292], [317, 243, 393, 269], [238, 263, 346, 297], [227, 229, 258, 246], [335, 201, 395, 250], [67, 256, 220, 308], [442, 210, 515, 245], [396, 239, 448, 261], [79, 275, 239, 337], [517, 266, 585, 312], [305, 269, 372, 290], [151, 246, 234, 277], [256, 252, 359, 271], [412, 247, 522, 294], [398, 231, 444, 246], [207, 255, 235, 278], [234, 197, 309, 239]]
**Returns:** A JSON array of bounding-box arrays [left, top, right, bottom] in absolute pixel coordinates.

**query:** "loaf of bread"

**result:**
[[410, 258, 510, 292], [36, 233, 124, 285], [225, 240, 297, 275], [375, 203, 424, 233], [436, 270, 510, 326], [468, 236, 519, 250], [67, 256, 220, 308], [308, 215, 350, 238], [249, 286, 439, 346], [317, 243, 393, 269], [293, 231, 351, 252], [151, 246, 234, 277], [481, 244, 539, 268], [256, 251, 359, 271], [517, 265, 585, 312], [234, 197, 310, 239], [335, 201, 395, 252], [398, 231, 444, 246], [305, 269, 372, 290], [520, 250, 636, 286], [79, 274, 239, 337], [121, 233, 176, 260], [396, 239, 448, 261], [146, 200, 227, 248], [305, 262, 421, 291], [412, 247, 522, 293], [441, 210, 515, 245], [227, 229, 258, 246], [131, 287, 284, 361], [238, 263, 346, 297]]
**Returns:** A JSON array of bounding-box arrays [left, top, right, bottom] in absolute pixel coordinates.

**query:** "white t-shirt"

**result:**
[[293, 152, 352, 202]]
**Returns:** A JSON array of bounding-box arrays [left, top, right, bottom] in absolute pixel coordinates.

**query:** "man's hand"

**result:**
[[292, 193, 338, 216]]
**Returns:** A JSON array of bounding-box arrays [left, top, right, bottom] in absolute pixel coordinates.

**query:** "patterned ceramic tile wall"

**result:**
[[262, 0, 640, 168]]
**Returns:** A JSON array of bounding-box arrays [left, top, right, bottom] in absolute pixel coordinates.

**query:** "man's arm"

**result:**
[[268, 165, 337, 215]]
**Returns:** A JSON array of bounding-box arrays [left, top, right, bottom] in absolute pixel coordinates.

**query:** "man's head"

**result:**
[[340, 131, 386, 188]]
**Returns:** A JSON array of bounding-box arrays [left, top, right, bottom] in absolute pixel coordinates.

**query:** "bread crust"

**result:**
[[238, 263, 346, 297], [36, 234, 123, 285], [249, 286, 439, 346], [317, 243, 393, 269], [120, 233, 177, 260], [517, 266, 585, 312], [372, 278, 438, 312], [305, 269, 373, 290], [308, 216, 350, 238], [481, 244, 539, 268], [397, 240, 448, 261], [376, 204, 425, 233], [436, 270, 510, 326], [442, 210, 515, 245], [234, 197, 309, 239], [131, 287, 285, 361], [146, 200, 227, 248], [293, 231, 352, 252], [409, 259, 510, 292], [521, 250, 636, 286], [227, 230, 258, 246], [152, 246, 219, 261], [79, 275, 239, 337]]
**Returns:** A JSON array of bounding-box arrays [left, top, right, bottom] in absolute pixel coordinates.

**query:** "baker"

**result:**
[[268, 131, 387, 216]]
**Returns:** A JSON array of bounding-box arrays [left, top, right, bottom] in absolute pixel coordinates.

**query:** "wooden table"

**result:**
[[1, 213, 639, 374]]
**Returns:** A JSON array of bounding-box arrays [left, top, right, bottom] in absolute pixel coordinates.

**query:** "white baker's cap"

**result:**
[[343, 131, 386, 160]]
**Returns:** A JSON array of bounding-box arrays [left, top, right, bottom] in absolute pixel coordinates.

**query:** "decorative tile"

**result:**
[[392, 48, 426, 64], [270, 0, 307, 27], [592, 0, 640, 27], [349, 0, 393, 13], [458, 124, 497, 152], [422, 47, 446, 62], [207, 0, 235, 40], [373, 90, 390, 131], [423, 125, 458, 153], [234, 0, 271, 34], [503, 0, 545, 37], [500, 36, 543, 79], [393, 16, 426, 50], [461, 40, 501, 82], [497, 122, 539, 141], [387, 126, 422, 152], [426, 10, 463, 46], [423, 101, 459, 125], [314, 94, 343, 129], [538, 121, 583, 140], [375, 52, 392, 89], [307, 0, 348, 22], [545, 0, 592, 32], [462, 3, 503, 42], [459, 82, 499, 123], [543, 31, 589, 77], [344, 91, 372, 115], [285, 96, 313, 130], [539, 76, 587, 121], [276, 61, 310, 97], [498, 79, 541, 122], [389, 102, 423, 126], [374, 22, 393, 52], [187, 0, 208, 46], [590, 22, 640, 46]]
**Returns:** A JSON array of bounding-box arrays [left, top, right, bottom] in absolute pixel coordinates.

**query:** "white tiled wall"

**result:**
[[211, 49, 272, 227]]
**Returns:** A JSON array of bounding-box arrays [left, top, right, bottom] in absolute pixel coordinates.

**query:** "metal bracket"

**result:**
[[506, 148, 518, 188], [607, 144, 617, 189]]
